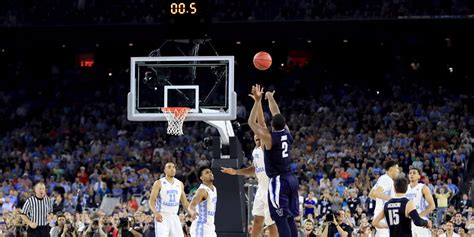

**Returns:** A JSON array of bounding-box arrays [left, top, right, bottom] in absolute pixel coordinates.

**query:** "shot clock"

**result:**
[[165, 0, 208, 36], [170, 2, 197, 15]]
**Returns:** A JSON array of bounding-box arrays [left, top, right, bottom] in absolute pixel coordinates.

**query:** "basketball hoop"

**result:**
[[161, 107, 191, 136]]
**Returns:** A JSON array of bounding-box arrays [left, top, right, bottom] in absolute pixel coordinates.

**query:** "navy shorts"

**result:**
[[267, 173, 299, 219]]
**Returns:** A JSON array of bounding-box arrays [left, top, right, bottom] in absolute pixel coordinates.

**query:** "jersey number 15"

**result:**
[[388, 209, 400, 225]]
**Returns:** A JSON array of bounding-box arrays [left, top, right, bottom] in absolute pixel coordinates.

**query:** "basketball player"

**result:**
[[149, 162, 190, 237], [220, 87, 277, 237], [373, 177, 432, 237], [406, 168, 436, 237], [188, 166, 217, 237], [369, 160, 400, 237], [248, 84, 299, 237]]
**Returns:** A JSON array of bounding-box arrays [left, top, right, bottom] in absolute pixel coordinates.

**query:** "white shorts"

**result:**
[[411, 222, 431, 237], [190, 221, 216, 237], [251, 186, 274, 226], [155, 213, 184, 237], [375, 228, 390, 237]]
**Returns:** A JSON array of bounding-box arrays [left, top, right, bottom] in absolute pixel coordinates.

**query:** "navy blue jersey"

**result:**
[[383, 197, 412, 237], [264, 129, 294, 178]]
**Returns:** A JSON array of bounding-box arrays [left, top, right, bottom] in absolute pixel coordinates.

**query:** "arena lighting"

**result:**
[[449, 67, 454, 73], [272, 40, 276, 44], [62, 44, 66, 48], [108, 72, 112, 77], [281, 63, 284, 67], [307, 40, 312, 43], [236, 41, 241, 45], [129, 43, 134, 47], [343, 39, 348, 43], [96, 43, 100, 47], [1, 49, 4, 53], [376, 91, 380, 95]]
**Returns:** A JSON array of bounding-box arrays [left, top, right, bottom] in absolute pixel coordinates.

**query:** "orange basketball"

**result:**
[[253, 51, 272, 70]]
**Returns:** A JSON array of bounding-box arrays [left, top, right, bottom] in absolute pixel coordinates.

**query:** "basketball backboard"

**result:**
[[127, 56, 236, 122]]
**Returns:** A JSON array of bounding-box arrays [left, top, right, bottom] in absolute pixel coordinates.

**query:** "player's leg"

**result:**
[[286, 173, 299, 237], [267, 224, 278, 237], [263, 195, 278, 237], [251, 216, 265, 237], [251, 189, 266, 237], [268, 175, 292, 237]]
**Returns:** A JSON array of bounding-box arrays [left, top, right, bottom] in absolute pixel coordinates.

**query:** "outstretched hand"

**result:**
[[249, 84, 264, 101], [220, 167, 237, 175], [265, 90, 275, 100]]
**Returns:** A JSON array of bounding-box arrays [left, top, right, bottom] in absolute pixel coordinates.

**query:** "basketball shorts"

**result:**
[[412, 221, 431, 237], [268, 173, 299, 220], [155, 213, 184, 237], [190, 221, 216, 237], [252, 185, 275, 226], [375, 228, 390, 237]]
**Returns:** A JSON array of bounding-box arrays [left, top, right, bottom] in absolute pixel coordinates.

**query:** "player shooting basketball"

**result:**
[[220, 84, 278, 237], [247, 84, 300, 237]]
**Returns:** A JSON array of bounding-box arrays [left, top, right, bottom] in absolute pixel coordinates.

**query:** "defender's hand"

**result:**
[[220, 167, 237, 175]]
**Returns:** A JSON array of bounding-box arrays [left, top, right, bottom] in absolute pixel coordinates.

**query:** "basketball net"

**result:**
[[161, 107, 190, 136]]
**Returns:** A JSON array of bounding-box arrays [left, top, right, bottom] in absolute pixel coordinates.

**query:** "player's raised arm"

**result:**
[[248, 84, 271, 148], [265, 90, 280, 116], [265, 90, 290, 131], [180, 182, 190, 211], [256, 90, 266, 129], [149, 180, 163, 222], [188, 188, 208, 220], [372, 210, 388, 229], [419, 185, 436, 217]]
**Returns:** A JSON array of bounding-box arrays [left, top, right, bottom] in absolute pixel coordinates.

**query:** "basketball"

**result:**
[[253, 51, 272, 70]]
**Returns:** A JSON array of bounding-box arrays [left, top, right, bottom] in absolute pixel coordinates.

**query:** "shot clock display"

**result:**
[[165, 0, 208, 36], [170, 2, 197, 15]]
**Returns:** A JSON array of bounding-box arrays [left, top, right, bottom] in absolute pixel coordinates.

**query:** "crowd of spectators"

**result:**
[[0, 61, 472, 237], [0, 0, 473, 27]]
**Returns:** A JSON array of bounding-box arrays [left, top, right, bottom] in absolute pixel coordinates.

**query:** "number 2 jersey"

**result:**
[[264, 128, 294, 178], [156, 177, 182, 214], [384, 197, 413, 237]]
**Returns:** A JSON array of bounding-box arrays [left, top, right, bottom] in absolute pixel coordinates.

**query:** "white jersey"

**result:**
[[156, 177, 182, 214], [406, 183, 428, 216], [194, 184, 217, 226], [252, 147, 269, 190], [406, 183, 432, 237], [373, 174, 395, 218]]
